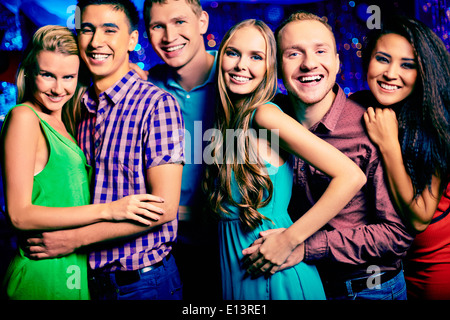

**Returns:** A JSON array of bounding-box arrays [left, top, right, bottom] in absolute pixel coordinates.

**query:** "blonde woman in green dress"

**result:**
[[1, 25, 164, 300]]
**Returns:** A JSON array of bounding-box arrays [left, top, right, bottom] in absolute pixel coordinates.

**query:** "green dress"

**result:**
[[2, 104, 91, 300], [219, 103, 326, 300]]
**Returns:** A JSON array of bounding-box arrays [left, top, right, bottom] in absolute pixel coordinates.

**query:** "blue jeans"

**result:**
[[88, 254, 183, 300], [327, 269, 408, 300]]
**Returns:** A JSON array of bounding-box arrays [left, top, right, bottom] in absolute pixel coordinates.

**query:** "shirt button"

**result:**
[[186, 94, 190, 99], [95, 141, 100, 148]]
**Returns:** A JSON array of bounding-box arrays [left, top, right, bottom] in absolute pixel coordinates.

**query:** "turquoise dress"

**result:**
[[218, 103, 326, 300]]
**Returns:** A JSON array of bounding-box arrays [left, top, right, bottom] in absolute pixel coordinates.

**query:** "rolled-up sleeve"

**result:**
[[304, 158, 415, 265], [145, 92, 185, 168]]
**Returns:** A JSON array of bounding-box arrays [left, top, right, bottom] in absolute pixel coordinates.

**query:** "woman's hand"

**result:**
[[243, 228, 298, 277], [364, 107, 399, 152], [102, 194, 165, 226]]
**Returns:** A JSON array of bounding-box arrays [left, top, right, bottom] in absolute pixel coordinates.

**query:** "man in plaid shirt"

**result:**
[[25, 0, 185, 300]]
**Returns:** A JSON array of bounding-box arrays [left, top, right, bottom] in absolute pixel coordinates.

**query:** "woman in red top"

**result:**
[[405, 182, 450, 299], [353, 15, 450, 299]]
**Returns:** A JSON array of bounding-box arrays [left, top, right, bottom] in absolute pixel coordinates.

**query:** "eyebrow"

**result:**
[[149, 15, 189, 26], [171, 15, 188, 21], [80, 22, 120, 29], [227, 46, 266, 56], [375, 51, 416, 61], [38, 70, 77, 78], [284, 42, 332, 50]]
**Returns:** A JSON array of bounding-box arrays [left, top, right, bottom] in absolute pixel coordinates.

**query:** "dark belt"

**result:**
[[114, 257, 167, 286], [89, 256, 168, 288], [323, 268, 401, 297]]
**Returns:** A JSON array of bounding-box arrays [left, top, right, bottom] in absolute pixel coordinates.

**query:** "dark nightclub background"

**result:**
[[0, 0, 449, 284]]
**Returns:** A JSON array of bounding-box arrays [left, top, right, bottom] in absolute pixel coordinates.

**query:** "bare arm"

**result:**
[[26, 163, 183, 259], [364, 107, 441, 232], [73, 163, 182, 247], [2, 106, 162, 231], [245, 104, 366, 274]]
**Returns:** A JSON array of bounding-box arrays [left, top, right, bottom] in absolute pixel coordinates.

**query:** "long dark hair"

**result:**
[[362, 15, 450, 198]]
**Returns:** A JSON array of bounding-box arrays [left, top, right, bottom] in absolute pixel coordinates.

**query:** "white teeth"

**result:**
[[166, 44, 185, 52], [379, 83, 399, 90], [299, 75, 322, 82], [91, 53, 109, 61], [47, 95, 63, 102], [231, 75, 250, 83]]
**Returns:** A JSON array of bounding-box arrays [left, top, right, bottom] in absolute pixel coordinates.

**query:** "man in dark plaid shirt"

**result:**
[[25, 0, 185, 300]]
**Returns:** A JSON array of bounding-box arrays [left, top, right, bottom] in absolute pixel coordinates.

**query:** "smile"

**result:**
[[164, 44, 185, 52], [45, 94, 65, 102], [378, 82, 401, 91], [230, 75, 251, 83], [299, 75, 323, 83], [88, 53, 111, 62]]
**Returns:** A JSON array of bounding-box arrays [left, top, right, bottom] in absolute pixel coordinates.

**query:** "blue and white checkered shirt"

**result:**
[[77, 70, 185, 271]]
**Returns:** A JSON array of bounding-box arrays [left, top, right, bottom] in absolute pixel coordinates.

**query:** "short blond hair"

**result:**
[[144, 0, 203, 31], [275, 11, 336, 53]]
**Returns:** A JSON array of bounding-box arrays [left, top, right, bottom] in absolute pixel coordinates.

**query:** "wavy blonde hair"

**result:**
[[16, 25, 88, 136], [203, 19, 278, 230]]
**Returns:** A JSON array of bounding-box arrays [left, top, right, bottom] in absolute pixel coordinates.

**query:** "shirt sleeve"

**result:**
[[304, 157, 415, 265], [144, 92, 185, 168]]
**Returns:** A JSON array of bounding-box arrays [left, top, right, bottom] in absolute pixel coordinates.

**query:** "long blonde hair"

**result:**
[[203, 19, 278, 230], [16, 25, 88, 136]]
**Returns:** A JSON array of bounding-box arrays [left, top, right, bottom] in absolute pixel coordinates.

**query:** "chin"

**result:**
[[373, 94, 398, 107]]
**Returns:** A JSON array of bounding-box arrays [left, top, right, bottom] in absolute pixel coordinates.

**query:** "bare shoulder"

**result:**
[[253, 103, 292, 129], [3, 105, 41, 136], [8, 104, 39, 121]]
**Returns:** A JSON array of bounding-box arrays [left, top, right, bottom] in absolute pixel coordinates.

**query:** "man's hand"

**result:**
[[129, 62, 149, 81], [242, 228, 305, 276], [24, 229, 79, 259]]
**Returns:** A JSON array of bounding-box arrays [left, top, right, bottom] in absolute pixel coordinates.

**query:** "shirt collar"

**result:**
[[313, 84, 346, 133], [82, 70, 139, 113], [166, 50, 218, 90]]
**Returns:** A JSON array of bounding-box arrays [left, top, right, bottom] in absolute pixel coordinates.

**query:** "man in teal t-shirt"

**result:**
[[142, 0, 219, 300]]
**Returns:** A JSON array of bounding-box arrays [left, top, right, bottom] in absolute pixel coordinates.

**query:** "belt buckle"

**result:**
[[141, 266, 154, 274]]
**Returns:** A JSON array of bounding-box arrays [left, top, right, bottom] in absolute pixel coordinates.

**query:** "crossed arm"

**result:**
[[25, 163, 183, 259], [239, 104, 366, 275]]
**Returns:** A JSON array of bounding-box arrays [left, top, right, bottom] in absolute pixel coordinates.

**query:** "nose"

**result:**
[[383, 63, 399, 80], [89, 30, 104, 48], [300, 52, 318, 71], [51, 79, 64, 95], [235, 57, 248, 71], [163, 26, 177, 43]]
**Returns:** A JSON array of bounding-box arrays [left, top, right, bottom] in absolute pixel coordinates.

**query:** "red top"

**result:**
[[407, 182, 450, 264]]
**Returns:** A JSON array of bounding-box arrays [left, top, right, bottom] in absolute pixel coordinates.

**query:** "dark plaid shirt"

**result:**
[[279, 85, 414, 282], [78, 70, 184, 271]]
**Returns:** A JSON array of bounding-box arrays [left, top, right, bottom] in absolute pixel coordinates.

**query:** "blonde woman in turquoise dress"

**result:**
[[1, 26, 164, 300], [203, 19, 367, 300]]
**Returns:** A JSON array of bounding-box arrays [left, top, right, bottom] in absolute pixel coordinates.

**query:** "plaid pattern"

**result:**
[[77, 70, 185, 271]]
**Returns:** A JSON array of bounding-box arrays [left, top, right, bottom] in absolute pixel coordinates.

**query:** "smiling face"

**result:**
[[367, 33, 418, 106], [221, 26, 267, 97], [33, 50, 79, 113], [278, 20, 340, 108], [146, 0, 208, 70], [78, 4, 138, 91]]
